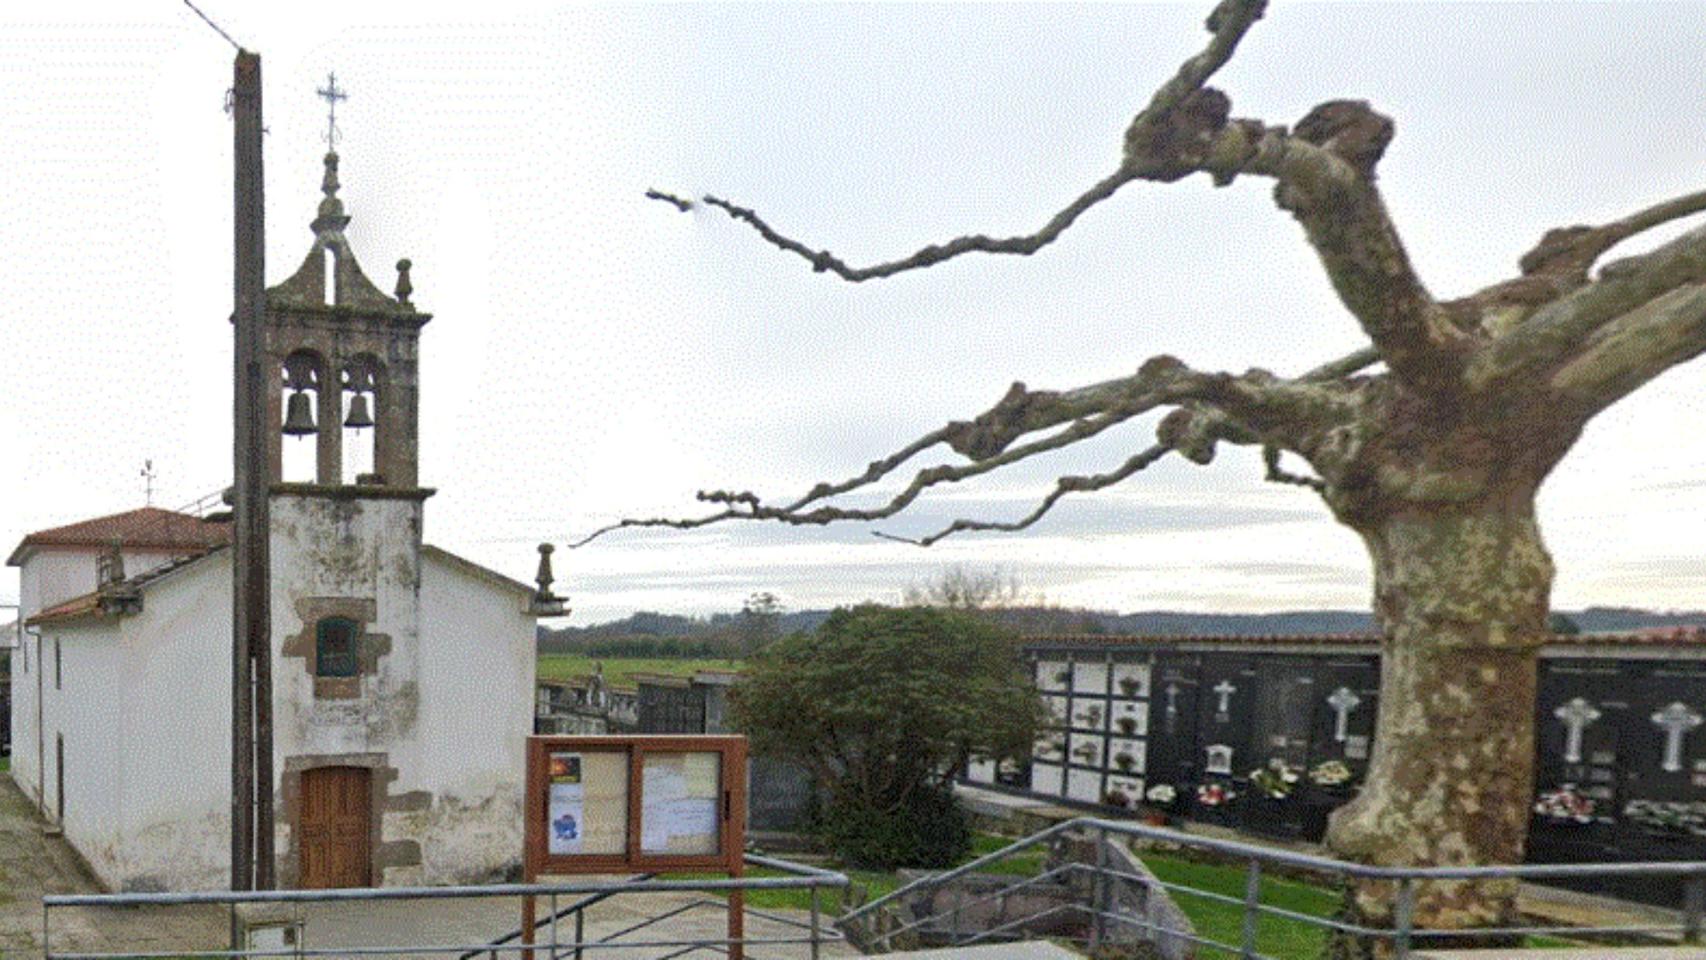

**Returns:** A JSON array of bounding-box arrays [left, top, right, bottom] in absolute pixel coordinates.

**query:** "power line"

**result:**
[[182, 0, 242, 52]]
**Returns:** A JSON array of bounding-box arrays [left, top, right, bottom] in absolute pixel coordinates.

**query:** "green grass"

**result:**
[[667, 834, 1583, 955], [670, 833, 1048, 914], [536, 656, 741, 688], [1137, 854, 1576, 956], [1139, 853, 1339, 958]]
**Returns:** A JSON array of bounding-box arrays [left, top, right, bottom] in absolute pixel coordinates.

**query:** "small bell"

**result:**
[[283, 391, 317, 436], [343, 393, 374, 430]]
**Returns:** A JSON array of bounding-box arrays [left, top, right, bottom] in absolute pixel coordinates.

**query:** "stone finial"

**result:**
[[312, 152, 351, 235], [531, 542, 570, 617], [395, 258, 413, 304]]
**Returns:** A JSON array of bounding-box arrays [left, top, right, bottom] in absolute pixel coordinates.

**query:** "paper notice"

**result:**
[[548, 782, 584, 855]]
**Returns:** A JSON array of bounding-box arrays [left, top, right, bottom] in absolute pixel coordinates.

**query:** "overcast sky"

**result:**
[[4, 2, 1705, 625]]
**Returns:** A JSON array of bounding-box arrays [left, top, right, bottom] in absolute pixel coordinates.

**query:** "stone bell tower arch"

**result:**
[[264, 150, 430, 490]]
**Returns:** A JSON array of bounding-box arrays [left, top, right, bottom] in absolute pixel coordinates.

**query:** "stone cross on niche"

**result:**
[[1553, 697, 1601, 764], [1652, 702, 1703, 773], [1326, 686, 1362, 743], [1212, 680, 1237, 715]]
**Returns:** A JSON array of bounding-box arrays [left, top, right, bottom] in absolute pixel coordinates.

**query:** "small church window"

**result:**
[[315, 617, 360, 679]]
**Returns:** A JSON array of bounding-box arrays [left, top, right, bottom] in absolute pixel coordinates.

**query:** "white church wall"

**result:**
[[118, 558, 232, 891], [416, 552, 534, 883], [42, 620, 129, 889], [21, 548, 180, 616], [9, 631, 40, 801]]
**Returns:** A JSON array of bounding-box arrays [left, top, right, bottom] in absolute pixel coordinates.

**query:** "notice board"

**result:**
[[524, 735, 747, 876]]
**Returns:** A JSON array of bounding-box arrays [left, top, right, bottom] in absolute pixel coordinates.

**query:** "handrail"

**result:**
[[456, 873, 654, 960], [841, 817, 1077, 924], [874, 862, 1082, 943], [47, 854, 851, 960], [45, 872, 846, 909], [836, 814, 1706, 958]]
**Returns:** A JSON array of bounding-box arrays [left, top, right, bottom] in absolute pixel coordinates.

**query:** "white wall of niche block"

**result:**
[[1032, 762, 1065, 796], [1109, 738, 1147, 776], [1111, 699, 1148, 737], [1073, 660, 1108, 695], [1112, 662, 1151, 698], [1069, 733, 1104, 768], [1067, 769, 1104, 803], [1038, 661, 1071, 692]]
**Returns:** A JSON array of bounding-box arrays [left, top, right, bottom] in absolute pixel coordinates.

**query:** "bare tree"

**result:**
[[589, 0, 1706, 946], [902, 565, 1029, 611]]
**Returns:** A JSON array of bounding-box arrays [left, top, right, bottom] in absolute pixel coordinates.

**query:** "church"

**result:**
[[5, 146, 563, 892]]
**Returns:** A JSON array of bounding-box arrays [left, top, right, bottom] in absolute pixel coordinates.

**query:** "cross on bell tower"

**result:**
[[262, 82, 429, 491], [316, 72, 348, 148]]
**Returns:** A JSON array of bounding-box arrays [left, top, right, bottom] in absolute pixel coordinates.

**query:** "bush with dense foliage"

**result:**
[[730, 604, 1044, 868]]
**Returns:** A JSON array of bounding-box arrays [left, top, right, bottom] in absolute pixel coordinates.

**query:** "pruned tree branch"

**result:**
[[638, 0, 1275, 283], [573, 346, 1372, 548], [1469, 219, 1706, 397], [647, 168, 1142, 282], [874, 443, 1173, 546]]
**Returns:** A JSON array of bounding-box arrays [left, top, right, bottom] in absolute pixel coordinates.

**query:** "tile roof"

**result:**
[[8, 507, 230, 566]]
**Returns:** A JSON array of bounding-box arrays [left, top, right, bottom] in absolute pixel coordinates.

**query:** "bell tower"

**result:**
[[264, 150, 429, 490]]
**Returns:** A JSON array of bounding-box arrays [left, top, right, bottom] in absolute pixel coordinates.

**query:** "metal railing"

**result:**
[[41, 854, 848, 960], [840, 816, 1706, 959]]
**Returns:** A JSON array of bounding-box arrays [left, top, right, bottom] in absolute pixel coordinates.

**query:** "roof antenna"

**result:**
[[140, 459, 157, 506]]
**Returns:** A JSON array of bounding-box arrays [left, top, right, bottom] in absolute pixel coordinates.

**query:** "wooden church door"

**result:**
[[300, 767, 372, 888]]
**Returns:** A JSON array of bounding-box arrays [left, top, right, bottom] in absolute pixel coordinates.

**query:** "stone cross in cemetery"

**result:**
[[1327, 686, 1363, 744], [1212, 680, 1237, 716], [1554, 697, 1601, 764], [1652, 702, 1703, 773]]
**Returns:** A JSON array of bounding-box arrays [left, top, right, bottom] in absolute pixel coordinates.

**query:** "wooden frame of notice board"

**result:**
[[521, 735, 749, 959]]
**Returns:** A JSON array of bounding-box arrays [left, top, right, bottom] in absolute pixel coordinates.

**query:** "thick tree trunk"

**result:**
[[1325, 504, 1554, 958]]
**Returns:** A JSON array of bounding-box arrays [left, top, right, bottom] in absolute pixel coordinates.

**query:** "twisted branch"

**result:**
[[640, 0, 1272, 282], [874, 444, 1174, 546], [573, 345, 1374, 548]]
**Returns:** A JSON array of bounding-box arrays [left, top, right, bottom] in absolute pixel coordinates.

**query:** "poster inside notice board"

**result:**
[[640, 752, 721, 855], [547, 750, 629, 856]]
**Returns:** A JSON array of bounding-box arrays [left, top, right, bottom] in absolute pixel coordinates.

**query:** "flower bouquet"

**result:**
[[1102, 788, 1132, 808], [1145, 783, 1179, 808], [1533, 784, 1595, 825], [1622, 800, 1706, 836], [1115, 716, 1138, 736], [1195, 782, 1237, 807], [1118, 676, 1143, 697], [1249, 758, 1301, 800], [1308, 760, 1354, 788], [1113, 752, 1137, 773]]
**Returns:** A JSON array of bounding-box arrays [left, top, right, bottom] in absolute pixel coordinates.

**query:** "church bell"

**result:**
[[283, 391, 317, 436], [343, 392, 375, 430]]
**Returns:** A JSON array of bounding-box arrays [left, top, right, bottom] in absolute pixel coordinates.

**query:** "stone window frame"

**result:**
[[282, 597, 391, 700]]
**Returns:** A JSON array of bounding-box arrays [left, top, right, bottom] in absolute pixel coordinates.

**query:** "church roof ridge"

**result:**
[[8, 506, 230, 567]]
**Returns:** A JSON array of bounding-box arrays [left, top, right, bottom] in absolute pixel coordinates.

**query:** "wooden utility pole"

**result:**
[[231, 49, 274, 892]]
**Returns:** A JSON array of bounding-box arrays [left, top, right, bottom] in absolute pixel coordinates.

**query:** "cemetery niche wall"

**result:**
[[961, 631, 1706, 905]]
